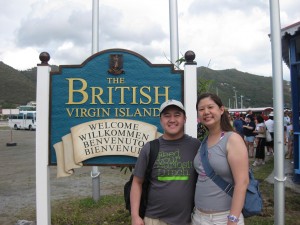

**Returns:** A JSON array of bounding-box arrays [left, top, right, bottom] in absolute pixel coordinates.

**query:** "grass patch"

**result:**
[[16, 158, 300, 225], [245, 158, 300, 225], [51, 195, 131, 225]]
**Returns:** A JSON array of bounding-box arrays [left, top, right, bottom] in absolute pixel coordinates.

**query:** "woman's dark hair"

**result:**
[[196, 93, 234, 132], [256, 115, 264, 123], [246, 115, 254, 122]]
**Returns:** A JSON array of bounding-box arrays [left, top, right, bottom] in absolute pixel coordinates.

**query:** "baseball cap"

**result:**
[[234, 112, 240, 117], [159, 99, 185, 116]]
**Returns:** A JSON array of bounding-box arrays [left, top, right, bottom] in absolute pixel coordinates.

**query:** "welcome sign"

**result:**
[[50, 49, 183, 174]]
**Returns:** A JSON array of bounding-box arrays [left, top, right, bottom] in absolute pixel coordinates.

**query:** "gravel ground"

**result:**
[[0, 127, 131, 225]]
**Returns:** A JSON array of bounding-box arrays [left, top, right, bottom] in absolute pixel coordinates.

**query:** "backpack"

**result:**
[[124, 139, 160, 218]]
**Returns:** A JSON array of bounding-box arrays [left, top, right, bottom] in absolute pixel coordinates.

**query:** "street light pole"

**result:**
[[241, 95, 244, 109], [233, 88, 238, 108]]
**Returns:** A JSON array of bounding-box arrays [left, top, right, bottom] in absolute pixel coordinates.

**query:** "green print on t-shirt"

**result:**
[[156, 149, 193, 181]]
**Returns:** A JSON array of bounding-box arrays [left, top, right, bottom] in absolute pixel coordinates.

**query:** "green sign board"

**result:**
[[49, 49, 183, 173]]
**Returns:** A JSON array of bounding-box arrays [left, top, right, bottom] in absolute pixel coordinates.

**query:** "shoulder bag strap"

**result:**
[[200, 136, 234, 196]]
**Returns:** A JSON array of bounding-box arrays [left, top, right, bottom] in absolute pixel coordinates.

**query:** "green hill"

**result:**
[[0, 62, 291, 109], [197, 67, 291, 108], [0, 62, 36, 107]]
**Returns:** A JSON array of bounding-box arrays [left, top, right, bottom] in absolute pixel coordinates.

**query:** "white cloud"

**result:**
[[2, 47, 40, 69], [0, 0, 299, 81]]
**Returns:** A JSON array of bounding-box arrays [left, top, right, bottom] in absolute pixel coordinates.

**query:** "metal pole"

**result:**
[[92, 0, 99, 54], [233, 89, 238, 108], [169, 0, 179, 68], [91, 0, 100, 202], [241, 95, 243, 109], [9, 109, 13, 143], [269, 1, 285, 224]]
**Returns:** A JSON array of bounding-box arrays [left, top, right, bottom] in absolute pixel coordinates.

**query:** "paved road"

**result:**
[[0, 129, 131, 225]]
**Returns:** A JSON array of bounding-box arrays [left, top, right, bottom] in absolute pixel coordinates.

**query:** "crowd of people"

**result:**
[[230, 109, 294, 166], [129, 94, 294, 225]]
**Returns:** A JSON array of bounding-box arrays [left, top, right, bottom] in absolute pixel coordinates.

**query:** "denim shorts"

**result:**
[[245, 136, 255, 143]]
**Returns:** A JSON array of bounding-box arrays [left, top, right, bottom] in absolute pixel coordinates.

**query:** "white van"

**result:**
[[8, 111, 36, 130]]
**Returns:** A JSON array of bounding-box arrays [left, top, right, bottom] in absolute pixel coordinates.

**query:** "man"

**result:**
[[130, 99, 201, 225], [265, 112, 274, 155], [246, 110, 254, 122], [233, 112, 245, 138]]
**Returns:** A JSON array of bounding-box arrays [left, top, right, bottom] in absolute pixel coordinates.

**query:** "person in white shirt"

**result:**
[[253, 115, 266, 166], [265, 112, 274, 156]]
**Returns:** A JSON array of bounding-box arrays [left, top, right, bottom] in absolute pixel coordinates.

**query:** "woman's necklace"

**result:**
[[208, 131, 225, 147], [220, 131, 225, 140]]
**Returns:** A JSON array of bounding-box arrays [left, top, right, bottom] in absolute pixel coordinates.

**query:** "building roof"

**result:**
[[281, 21, 300, 67], [228, 107, 273, 113]]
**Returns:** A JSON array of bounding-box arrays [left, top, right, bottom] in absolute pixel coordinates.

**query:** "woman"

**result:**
[[192, 93, 249, 225], [252, 115, 266, 166]]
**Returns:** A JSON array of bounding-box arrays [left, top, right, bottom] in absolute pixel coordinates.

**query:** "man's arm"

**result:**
[[243, 123, 255, 131], [130, 176, 144, 225]]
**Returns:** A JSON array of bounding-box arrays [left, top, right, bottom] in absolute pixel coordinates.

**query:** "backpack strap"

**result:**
[[146, 139, 160, 176]]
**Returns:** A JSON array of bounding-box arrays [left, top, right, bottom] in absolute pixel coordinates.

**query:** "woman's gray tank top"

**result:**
[[194, 132, 234, 212]]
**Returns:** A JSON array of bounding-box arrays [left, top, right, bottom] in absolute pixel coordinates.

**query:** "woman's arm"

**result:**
[[227, 133, 249, 224]]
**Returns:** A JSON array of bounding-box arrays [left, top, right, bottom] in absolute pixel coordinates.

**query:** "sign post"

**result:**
[[2, 108, 19, 146], [36, 52, 51, 225], [183, 51, 197, 138]]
